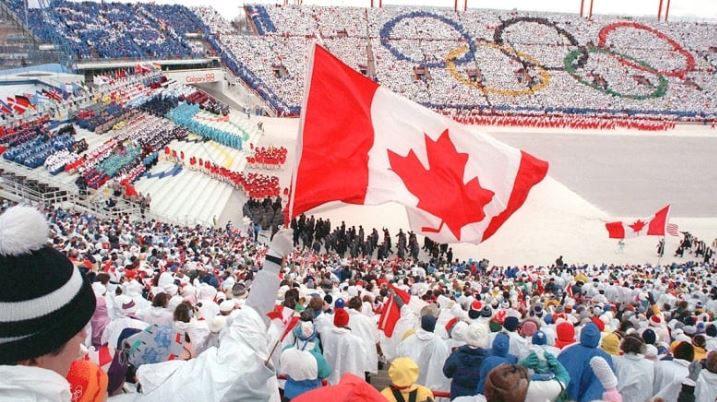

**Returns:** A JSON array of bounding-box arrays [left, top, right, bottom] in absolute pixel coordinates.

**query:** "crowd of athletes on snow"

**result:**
[[1, 199, 716, 401]]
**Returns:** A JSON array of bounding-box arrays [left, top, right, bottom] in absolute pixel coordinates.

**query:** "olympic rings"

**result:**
[[598, 21, 695, 79], [564, 47, 669, 100], [380, 11, 475, 68], [493, 16, 588, 71], [378, 13, 691, 102], [446, 42, 551, 97]]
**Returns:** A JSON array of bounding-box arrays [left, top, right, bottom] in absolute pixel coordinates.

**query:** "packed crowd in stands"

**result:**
[[4, 0, 716, 126], [76, 114, 187, 190], [218, 4, 717, 125], [192, 6, 236, 36], [0, 67, 260, 228], [1, 0, 207, 60], [246, 145, 288, 169], [0, 200, 716, 402], [163, 145, 282, 200]]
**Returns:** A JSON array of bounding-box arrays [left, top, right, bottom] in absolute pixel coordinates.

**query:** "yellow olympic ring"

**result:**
[[445, 42, 551, 97]]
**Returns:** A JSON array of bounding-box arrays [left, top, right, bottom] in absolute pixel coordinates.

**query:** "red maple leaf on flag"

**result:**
[[387, 129, 494, 240], [267, 304, 288, 322], [629, 219, 647, 233]]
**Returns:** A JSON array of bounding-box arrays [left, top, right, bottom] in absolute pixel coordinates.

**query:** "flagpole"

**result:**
[[287, 42, 317, 224]]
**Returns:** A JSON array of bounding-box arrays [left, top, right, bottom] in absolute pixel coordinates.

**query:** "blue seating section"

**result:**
[[1, 0, 208, 60], [245, 5, 276, 34]]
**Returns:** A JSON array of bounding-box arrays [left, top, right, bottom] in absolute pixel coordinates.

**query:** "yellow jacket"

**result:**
[[380, 384, 434, 402]]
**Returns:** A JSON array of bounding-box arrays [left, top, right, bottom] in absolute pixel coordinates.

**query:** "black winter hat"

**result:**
[[0, 206, 96, 364], [421, 315, 437, 333], [641, 328, 657, 345], [504, 316, 520, 332]]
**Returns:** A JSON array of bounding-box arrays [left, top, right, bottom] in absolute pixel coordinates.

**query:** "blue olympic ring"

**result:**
[[380, 11, 476, 68]]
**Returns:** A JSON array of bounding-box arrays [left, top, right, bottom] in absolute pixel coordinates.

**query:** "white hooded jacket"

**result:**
[[0, 365, 71, 402], [395, 328, 451, 392], [123, 306, 277, 402], [695, 369, 717, 402], [321, 326, 369, 385], [348, 309, 379, 374], [613, 353, 654, 402], [653, 358, 691, 401]]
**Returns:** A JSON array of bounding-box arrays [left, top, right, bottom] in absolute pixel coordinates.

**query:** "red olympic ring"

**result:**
[[597, 21, 695, 79]]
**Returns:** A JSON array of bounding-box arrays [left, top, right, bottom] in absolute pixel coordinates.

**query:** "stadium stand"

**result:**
[[1, 0, 208, 60], [211, 4, 717, 122], [2, 1, 715, 123]]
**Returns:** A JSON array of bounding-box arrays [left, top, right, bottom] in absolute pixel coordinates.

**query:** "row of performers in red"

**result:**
[[246, 146, 287, 168], [164, 146, 281, 199], [451, 114, 678, 131]]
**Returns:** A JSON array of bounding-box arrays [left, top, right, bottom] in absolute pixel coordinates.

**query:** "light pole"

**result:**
[[658, 0, 663, 21]]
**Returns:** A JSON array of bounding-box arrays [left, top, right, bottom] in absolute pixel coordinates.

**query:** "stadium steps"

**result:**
[[172, 174, 216, 222], [181, 141, 241, 225], [201, 182, 234, 225], [160, 169, 201, 222], [132, 139, 244, 226], [133, 160, 177, 193]]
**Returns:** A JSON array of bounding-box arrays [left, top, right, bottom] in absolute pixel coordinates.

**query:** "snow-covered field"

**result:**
[[254, 116, 717, 266]]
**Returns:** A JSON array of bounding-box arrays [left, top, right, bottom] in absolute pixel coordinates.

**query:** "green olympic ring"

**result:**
[[564, 47, 668, 100]]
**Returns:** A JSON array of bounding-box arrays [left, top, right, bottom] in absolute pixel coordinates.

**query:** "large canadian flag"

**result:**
[[605, 205, 671, 239], [290, 45, 549, 244]]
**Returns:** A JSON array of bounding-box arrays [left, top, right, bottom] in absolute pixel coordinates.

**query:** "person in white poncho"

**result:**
[[109, 229, 294, 402]]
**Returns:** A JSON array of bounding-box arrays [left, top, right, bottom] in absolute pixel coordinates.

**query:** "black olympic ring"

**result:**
[[493, 16, 589, 71]]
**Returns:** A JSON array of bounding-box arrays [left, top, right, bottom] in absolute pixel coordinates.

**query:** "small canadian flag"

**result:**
[[605, 205, 671, 239], [290, 45, 549, 244]]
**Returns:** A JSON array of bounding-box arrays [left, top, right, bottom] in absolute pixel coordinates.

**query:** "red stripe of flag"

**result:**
[[647, 205, 670, 236], [482, 150, 549, 241], [605, 221, 626, 239], [291, 45, 378, 217]]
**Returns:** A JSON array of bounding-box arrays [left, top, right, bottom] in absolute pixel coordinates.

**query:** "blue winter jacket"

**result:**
[[443, 345, 489, 400], [475, 333, 517, 394], [557, 323, 614, 402]]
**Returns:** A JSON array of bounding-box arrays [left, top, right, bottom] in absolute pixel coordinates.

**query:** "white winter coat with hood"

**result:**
[[396, 328, 451, 392], [114, 305, 277, 402], [0, 365, 71, 402], [613, 353, 654, 402], [695, 369, 717, 402]]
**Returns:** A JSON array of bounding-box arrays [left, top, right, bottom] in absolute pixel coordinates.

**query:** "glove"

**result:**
[[269, 228, 293, 259], [688, 361, 702, 382], [590, 356, 618, 389], [544, 350, 559, 367], [519, 352, 540, 370]]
